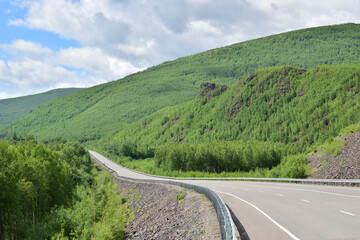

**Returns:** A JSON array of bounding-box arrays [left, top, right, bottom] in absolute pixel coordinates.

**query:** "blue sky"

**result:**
[[0, 0, 360, 99], [0, 1, 80, 49]]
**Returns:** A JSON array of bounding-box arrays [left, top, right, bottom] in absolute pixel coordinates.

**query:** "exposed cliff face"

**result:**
[[199, 82, 228, 99], [308, 127, 360, 179]]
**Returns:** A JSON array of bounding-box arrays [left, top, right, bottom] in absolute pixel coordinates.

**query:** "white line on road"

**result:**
[[276, 193, 283, 197], [215, 190, 300, 240], [238, 183, 360, 199], [340, 210, 356, 216], [301, 199, 310, 203], [259, 190, 264, 192]]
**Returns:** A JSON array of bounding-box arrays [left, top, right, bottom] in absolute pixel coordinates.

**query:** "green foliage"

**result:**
[[50, 141, 94, 186], [102, 64, 360, 178], [50, 171, 129, 240], [154, 141, 294, 173], [272, 154, 308, 178], [338, 122, 360, 137], [0, 88, 81, 126], [3, 24, 360, 143], [313, 123, 360, 157], [0, 138, 129, 240], [108, 141, 154, 159], [111, 65, 360, 153], [110, 153, 308, 179], [0, 140, 77, 239], [322, 138, 346, 156], [176, 194, 184, 201]]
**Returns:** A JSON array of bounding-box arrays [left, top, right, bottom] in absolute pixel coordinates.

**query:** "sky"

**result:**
[[0, 0, 360, 99]]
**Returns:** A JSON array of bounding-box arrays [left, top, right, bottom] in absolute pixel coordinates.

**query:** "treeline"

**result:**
[[0, 138, 129, 240], [108, 141, 154, 159], [154, 141, 297, 173]]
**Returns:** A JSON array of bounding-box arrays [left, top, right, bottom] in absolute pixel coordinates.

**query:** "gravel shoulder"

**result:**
[[114, 178, 221, 240]]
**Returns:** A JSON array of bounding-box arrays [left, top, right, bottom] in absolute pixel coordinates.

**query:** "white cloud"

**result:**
[[0, 92, 19, 100], [0, 39, 53, 58], [9, 0, 130, 46], [188, 20, 222, 36], [0, 40, 142, 97], [1, 0, 360, 99]]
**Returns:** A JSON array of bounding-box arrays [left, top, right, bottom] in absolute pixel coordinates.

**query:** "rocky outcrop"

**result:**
[[308, 129, 360, 179], [199, 82, 228, 98]]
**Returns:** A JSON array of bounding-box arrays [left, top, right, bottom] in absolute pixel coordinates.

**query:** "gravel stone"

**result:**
[[308, 129, 360, 180], [114, 178, 221, 240]]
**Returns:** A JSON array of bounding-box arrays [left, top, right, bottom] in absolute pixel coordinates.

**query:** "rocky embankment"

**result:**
[[114, 178, 221, 240], [308, 129, 360, 179]]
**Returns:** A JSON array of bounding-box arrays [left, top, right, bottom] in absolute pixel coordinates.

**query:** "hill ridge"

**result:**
[[109, 64, 360, 150], [0, 88, 82, 127], [2, 23, 360, 143]]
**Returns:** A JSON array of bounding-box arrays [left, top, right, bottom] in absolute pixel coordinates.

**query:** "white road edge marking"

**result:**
[[238, 183, 360, 199], [301, 199, 310, 203], [340, 210, 356, 216], [215, 190, 300, 240]]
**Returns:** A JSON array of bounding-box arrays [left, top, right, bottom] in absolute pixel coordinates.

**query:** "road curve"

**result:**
[[89, 151, 360, 240]]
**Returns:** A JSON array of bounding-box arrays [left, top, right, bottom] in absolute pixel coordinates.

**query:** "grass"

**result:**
[[323, 138, 346, 156], [176, 194, 184, 201], [338, 123, 360, 137]]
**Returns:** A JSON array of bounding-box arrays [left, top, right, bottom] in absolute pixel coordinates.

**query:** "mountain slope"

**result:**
[[0, 88, 82, 126], [2, 23, 360, 143], [109, 65, 360, 151]]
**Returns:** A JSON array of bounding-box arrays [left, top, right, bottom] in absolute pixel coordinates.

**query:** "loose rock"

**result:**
[[114, 178, 221, 240]]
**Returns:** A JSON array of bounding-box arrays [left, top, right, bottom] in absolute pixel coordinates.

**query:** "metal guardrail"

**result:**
[[97, 159, 360, 187], [90, 152, 238, 240]]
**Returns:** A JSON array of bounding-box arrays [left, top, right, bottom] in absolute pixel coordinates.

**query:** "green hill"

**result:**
[[2, 23, 360, 143], [0, 88, 82, 126], [110, 65, 360, 149], [103, 65, 360, 177]]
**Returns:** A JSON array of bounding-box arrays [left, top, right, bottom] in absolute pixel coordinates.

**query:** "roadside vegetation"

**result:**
[[0, 137, 130, 240]]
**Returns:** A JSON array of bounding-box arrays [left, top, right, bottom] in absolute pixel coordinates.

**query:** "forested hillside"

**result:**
[[100, 65, 360, 178], [0, 88, 81, 126], [2, 23, 360, 143], [109, 65, 360, 149]]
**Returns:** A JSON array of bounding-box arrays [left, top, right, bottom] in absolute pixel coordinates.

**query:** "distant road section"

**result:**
[[89, 151, 360, 240]]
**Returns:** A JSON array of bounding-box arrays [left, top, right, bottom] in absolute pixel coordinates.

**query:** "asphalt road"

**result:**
[[89, 151, 360, 240]]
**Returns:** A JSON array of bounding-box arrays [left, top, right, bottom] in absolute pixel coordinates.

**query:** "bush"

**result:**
[[155, 141, 293, 173], [277, 154, 308, 178]]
